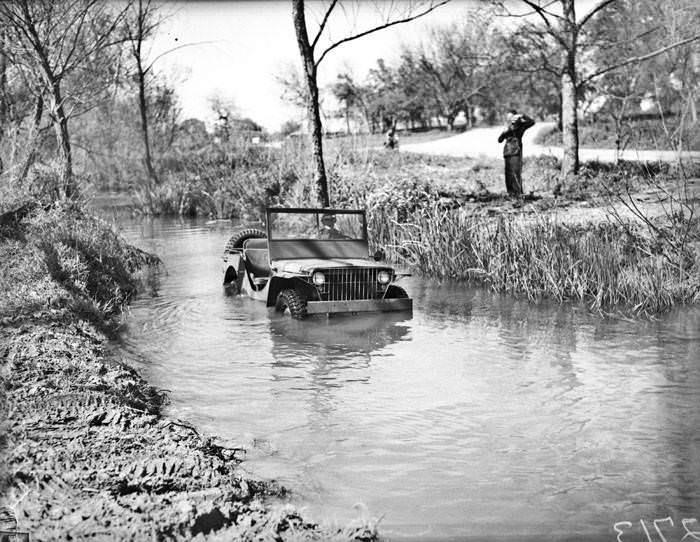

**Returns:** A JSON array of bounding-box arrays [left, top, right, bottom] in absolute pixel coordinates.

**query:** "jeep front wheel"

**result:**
[[275, 289, 308, 319]]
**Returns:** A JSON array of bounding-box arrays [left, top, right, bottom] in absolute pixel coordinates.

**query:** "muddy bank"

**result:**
[[0, 203, 377, 541]]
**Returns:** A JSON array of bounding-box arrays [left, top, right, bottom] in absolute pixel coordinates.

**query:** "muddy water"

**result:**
[[115, 217, 700, 541]]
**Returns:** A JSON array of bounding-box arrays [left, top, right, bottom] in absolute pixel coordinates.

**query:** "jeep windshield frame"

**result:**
[[266, 207, 369, 261]]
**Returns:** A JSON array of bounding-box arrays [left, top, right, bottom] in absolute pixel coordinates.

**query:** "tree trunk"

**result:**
[[138, 67, 157, 211], [560, 66, 579, 177], [135, 0, 159, 194], [0, 55, 5, 128], [50, 81, 75, 198], [560, 0, 579, 178], [305, 67, 329, 207], [17, 93, 44, 184], [0, 30, 6, 174], [136, 60, 158, 212], [292, 0, 329, 207], [557, 91, 563, 131]]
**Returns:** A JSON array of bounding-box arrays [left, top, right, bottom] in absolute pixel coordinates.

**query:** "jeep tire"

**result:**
[[275, 289, 308, 320]]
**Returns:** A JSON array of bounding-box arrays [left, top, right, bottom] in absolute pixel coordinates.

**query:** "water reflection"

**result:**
[[269, 311, 411, 357], [260, 313, 412, 454], [112, 217, 700, 540]]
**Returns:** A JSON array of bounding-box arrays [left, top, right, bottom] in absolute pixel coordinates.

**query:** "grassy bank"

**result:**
[[369, 203, 700, 315], [0, 202, 379, 541]]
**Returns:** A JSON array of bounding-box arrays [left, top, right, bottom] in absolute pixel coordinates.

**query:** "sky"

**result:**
[[149, 0, 477, 131]]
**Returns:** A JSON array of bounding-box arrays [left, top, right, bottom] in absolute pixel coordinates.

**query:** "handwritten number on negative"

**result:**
[[653, 517, 674, 542], [682, 518, 700, 541], [614, 517, 700, 541], [614, 521, 633, 542]]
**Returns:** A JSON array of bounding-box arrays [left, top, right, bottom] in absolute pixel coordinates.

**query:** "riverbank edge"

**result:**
[[0, 203, 378, 541]]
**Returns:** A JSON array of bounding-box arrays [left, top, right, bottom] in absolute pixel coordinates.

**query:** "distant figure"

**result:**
[[497, 109, 535, 196], [384, 127, 398, 150], [318, 213, 349, 240]]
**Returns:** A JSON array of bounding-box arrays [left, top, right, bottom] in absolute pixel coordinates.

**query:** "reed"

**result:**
[[368, 203, 700, 314]]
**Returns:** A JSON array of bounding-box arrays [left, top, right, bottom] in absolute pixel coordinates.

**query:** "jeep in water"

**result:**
[[221, 208, 412, 319]]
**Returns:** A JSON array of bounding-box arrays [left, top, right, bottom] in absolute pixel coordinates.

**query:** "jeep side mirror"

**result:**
[[373, 248, 385, 262]]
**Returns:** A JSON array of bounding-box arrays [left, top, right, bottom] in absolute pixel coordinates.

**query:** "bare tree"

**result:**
[[0, 0, 130, 198], [124, 0, 161, 203], [497, 0, 700, 178], [331, 72, 364, 134], [415, 13, 501, 130], [122, 2, 211, 212], [291, 0, 449, 207]]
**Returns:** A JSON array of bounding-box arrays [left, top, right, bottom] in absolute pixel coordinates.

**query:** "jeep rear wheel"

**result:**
[[275, 289, 308, 320], [224, 228, 266, 253], [385, 285, 408, 299]]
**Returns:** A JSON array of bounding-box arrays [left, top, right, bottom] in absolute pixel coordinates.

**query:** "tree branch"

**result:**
[[508, 4, 569, 53], [145, 41, 216, 73], [519, 0, 563, 28], [315, 0, 450, 67], [581, 34, 700, 86], [586, 26, 659, 53], [495, 0, 561, 22], [578, 0, 618, 29], [311, 0, 338, 51]]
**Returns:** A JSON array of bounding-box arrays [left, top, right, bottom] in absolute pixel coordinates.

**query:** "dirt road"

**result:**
[[401, 122, 700, 163]]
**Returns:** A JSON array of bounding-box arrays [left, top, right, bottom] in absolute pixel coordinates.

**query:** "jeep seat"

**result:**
[[244, 238, 267, 250], [243, 239, 270, 277]]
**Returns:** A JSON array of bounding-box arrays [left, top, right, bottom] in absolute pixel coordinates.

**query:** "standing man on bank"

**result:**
[[497, 109, 535, 196]]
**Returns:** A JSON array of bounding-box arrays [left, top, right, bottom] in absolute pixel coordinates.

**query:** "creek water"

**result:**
[[112, 216, 700, 541]]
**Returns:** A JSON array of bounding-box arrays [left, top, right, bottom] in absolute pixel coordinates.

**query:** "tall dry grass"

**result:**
[[368, 203, 700, 314]]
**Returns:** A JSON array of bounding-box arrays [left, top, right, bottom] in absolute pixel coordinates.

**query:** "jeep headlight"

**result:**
[[377, 271, 391, 284], [312, 271, 326, 285]]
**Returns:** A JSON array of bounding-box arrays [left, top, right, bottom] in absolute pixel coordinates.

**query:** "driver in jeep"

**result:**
[[317, 213, 349, 240]]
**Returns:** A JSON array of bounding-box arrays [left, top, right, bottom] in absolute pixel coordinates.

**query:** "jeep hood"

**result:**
[[272, 258, 389, 274]]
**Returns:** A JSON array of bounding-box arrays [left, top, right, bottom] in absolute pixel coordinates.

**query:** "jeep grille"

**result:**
[[321, 267, 382, 301]]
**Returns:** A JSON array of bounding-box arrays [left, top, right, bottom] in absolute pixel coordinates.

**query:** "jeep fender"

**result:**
[[266, 276, 318, 307], [223, 253, 244, 287]]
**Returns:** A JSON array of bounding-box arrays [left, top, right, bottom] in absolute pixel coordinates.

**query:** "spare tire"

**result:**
[[224, 228, 266, 253]]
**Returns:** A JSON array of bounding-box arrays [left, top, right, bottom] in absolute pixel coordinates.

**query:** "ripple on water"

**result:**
[[112, 217, 700, 538]]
